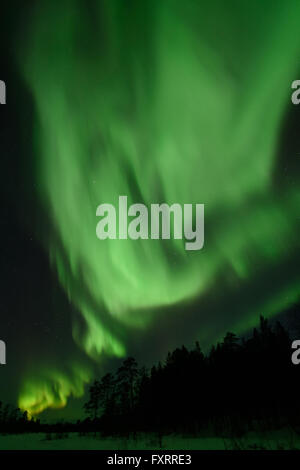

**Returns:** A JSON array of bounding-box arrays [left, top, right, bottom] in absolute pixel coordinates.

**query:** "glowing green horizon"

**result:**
[[18, 0, 300, 415]]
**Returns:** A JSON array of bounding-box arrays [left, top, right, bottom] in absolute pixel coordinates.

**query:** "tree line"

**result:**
[[83, 314, 300, 437], [1, 307, 300, 438]]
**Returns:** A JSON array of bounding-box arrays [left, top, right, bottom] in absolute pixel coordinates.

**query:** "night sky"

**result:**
[[1, 0, 300, 421]]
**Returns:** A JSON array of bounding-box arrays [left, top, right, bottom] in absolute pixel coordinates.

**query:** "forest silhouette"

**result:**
[[1, 304, 300, 440]]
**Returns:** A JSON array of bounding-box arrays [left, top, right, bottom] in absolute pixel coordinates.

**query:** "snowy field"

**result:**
[[0, 430, 299, 450]]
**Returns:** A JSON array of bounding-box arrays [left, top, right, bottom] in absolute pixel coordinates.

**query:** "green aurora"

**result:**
[[17, 0, 300, 415]]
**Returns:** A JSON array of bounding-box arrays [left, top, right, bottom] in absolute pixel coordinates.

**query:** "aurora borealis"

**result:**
[[1, 0, 300, 418]]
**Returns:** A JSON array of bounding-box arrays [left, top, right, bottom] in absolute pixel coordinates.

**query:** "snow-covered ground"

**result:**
[[0, 430, 299, 450]]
